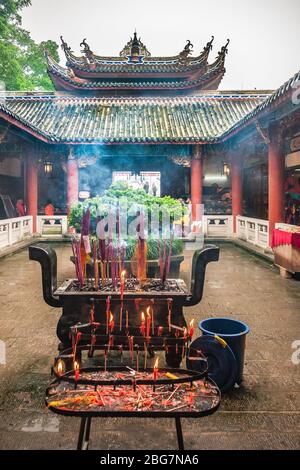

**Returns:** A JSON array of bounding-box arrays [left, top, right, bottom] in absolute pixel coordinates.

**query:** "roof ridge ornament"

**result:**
[[178, 40, 194, 64], [60, 36, 73, 53], [119, 33, 151, 58], [216, 39, 230, 60], [203, 36, 214, 55], [80, 38, 95, 64]]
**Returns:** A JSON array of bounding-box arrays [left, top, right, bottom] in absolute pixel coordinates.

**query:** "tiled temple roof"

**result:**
[[46, 52, 226, 92], [220, 69, 300, 139], [0, 93, 270, 144], [48, 36, 226, 92], [61, 35, 215, 74]]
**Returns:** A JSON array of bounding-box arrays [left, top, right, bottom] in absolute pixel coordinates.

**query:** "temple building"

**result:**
[[0, 32, 300, 245]]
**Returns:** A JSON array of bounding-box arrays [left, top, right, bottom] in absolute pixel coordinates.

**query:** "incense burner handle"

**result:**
[[184, 244, 219, 307], [29, 243, 62, 308]]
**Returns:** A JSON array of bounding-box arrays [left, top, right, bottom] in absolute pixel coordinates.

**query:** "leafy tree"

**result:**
[[0, 0, 59, 91]]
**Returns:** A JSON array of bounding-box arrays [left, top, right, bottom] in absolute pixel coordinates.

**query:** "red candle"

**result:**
[[140, 311, 145, 336], [153, 357, 159, 381], [146, 311, 151, 339], [120, 270, 126, 301], [74, 360, 80, 381], [106, 296, 111, 334], [189, 319, 195, 340], [57, 359, 64, 376], [109, 312, 114, 334], [167, 298, 173, 332]]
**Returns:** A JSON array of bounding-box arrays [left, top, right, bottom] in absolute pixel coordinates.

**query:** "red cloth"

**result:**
[[272, 228, 300, 250]]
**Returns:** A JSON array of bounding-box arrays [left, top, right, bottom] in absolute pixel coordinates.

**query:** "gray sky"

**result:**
[[22, 0, 300, 90]]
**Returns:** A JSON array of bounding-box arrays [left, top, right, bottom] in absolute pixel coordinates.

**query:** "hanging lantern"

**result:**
[[44, 161, 53, 175], [222, 162, 230, 176]]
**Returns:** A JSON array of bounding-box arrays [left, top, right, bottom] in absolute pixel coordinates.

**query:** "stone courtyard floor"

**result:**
[[0, 242, 299, 450]]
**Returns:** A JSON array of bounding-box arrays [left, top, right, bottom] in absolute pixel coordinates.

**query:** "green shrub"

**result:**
[[69, 182, 185, 258]]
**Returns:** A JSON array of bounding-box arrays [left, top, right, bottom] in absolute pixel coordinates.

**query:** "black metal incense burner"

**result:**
[[29, 243, 219, 367], [46, 364, 220, 450]]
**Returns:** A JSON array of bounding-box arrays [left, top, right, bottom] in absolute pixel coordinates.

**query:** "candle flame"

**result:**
[[183, 327, 188, 337], [146, 306, 150, 315], [154, 357, 159, 370], [74, 360, 80, 372], [57, 359, 64, 375], [141, 311, 145, 321], [109, 312, 114, 323], [121, 270, 126, 279], [189, 319, 195, 328]]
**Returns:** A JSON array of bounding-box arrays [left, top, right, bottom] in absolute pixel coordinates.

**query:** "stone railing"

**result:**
[[0, 216, 33, 250], [202, 215, 233, 238], [36, 215, 68, 237], [236, 216, 269, 249]]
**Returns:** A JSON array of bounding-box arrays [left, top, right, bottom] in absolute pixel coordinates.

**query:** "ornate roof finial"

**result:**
[[203, 36, 214, 54], [131, 31, 140, 56], [80, 38, 95, 64], [178, 40, 194, 63], [217, 39, 230, 60], [120, 33, 151, 57], [60, 36, 72, 53]]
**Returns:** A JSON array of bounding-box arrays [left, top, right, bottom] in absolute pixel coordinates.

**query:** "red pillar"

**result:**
[[231, 152, 243, 233], [27, 156, 38, 233], [67, 150, 78, 215], [191, 145, 202, 223], [268, 127, 284, 244]]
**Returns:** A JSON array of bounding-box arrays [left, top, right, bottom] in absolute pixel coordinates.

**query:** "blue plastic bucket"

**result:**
[[199, 317, 250, 384]]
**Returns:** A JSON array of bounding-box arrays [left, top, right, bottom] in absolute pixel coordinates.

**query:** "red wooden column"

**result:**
[[26, 156, 38, 233], [67, 148, 78, 215], [191, 145, 202, 223], [268, 126, 284, 245], [231, 152, 243, 233]]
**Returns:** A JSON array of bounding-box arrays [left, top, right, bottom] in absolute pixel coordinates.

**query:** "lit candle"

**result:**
[[120, 270, 126, 301], [153, 357, 159, 381], [183, 327, 188, 340], [189, 319, 195, 340], [109, 312, 114, 334], [146, 310, 151, 339], [74, 360, 80, 381], [140, 311, 145, 336], [57, 359, 64, 376]]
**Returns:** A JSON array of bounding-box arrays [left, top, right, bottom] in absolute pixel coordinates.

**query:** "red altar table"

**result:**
[[272, 228, 300, 275]]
